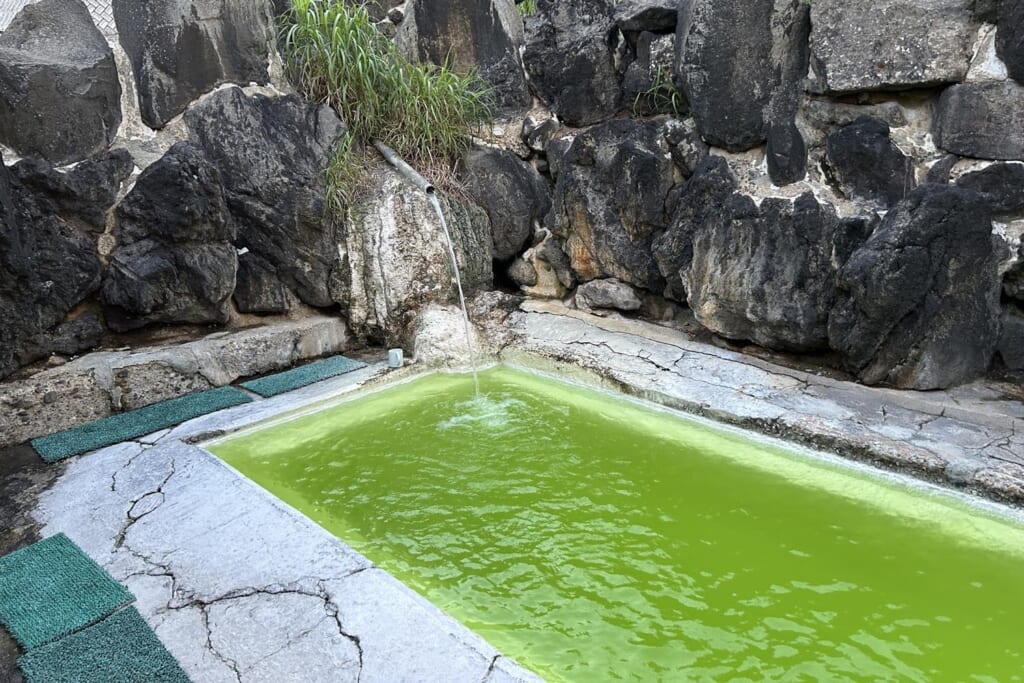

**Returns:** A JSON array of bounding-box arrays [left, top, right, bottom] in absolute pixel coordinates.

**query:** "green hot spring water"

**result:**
[[211, 367, 1024, 681]]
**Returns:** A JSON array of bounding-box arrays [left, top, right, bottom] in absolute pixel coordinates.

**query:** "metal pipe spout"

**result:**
[[373, 140, 435, 195]]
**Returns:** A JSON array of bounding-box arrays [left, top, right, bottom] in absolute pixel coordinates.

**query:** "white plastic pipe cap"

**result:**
[[387, 348, 404, 368]]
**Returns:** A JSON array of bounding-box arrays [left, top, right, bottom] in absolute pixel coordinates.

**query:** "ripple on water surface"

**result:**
[[212, 368, 1024, 682]]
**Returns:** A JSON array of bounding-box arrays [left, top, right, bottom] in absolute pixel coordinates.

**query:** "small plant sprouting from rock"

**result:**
[[517, 0, 537, 17], [633, 67, 686, 117], [282, 0, 494, 210]]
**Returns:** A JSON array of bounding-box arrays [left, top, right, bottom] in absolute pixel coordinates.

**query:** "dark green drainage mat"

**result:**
[[240, 355, 367, 398]]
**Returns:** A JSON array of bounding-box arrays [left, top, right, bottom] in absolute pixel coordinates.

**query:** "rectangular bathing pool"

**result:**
[[209, 367, 1024, 681]]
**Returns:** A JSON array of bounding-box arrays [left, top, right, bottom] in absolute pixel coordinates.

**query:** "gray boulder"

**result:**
[[185, 87, 346, 309], [685, 193, 857, 352], [461, 147, 551, 261], [11, 150, 133, 233], [345, 164, 492, 344], [0, 0, 121, 164], [550, 119, 677, 292], [112, 0, 274, 128], [997, 0, 1024, 83], [653, 155, 738, 301], [933, 81, 1024, 160], [0, 155, 103, 378], [662, 117, 709, 178], [396, 0, 530, 111], [807, 0, 976, 93], [766, 120, 808, 186], [997, 306, 1024, 371], [102, 142, 237, 330], [233, 252, 292, 315], [824, 117, 916, 207], [614, 0, 678, 32], [955, 163, 1024, 216], [765, 0, 811, 185], [523, 0, 621, 126], [829, 185, 1002, 389], [575, 278, 642, 312]]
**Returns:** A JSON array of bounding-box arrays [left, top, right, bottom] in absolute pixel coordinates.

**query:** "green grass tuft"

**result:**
[[282, 0, 494, 204]]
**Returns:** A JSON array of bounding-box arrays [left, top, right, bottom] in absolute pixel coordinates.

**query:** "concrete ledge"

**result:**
[[0, 317, 349, 449]]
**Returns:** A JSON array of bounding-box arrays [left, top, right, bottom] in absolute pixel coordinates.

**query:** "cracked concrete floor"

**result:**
[[7, 303, 1024, 682]]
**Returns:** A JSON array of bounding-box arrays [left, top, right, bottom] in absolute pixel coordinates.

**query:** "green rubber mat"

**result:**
[[240, 355, 367, 398], [0, 534, 133, 650], [18, 606, 190, 683], [30, 386, 253, 463]]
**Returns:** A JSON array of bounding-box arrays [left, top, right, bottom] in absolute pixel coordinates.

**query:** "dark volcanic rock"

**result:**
[[653, 155, 738, 301], [808, 0, 976, 93], [825, 117, 916, 207], [767, 121, 808, 186], [185, 87, 346, 309], [997, 0, 1024, 83], [623, 32, 679, 116], [954, 163, 1024, 216], [997, 306, 1024, 370], [233, 251, 291, 315], [0, 156, 103, 378], [829, 185, 1001, 389], [675, 0, 773, 151], [0, 0, 121, 164], [685, 192, 854, 352], [523, 0, 622, 126], [112, 0, 273, 128], [17, 314, 105, 367], [661, 118, 708, 178], [522, 111, 560, 152], [614, 0, 678, 32], [551, 120, 676, 292], [933, 81, 1024, 160], [765, 0, 811, 185], [975, 0, 1002, 23], [396, 0, 530, 110], [102, 142, 236, 330], [461, 147, 552, 261]]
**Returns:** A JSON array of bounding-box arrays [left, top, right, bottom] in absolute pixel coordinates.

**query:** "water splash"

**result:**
[[428, 192, 480, 397], [436, 394, 529, 434]]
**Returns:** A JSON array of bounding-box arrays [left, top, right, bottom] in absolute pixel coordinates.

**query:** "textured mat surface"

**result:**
[[240, 355, 367, 398], [0, 534, 133, 650], [18, 607, 190, 683], [31, 387, 253, 463]]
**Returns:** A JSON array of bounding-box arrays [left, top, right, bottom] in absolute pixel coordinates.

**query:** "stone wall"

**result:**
[[1, 0, 1023, 397]]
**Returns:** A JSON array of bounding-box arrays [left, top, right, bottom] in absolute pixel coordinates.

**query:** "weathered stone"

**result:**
[[623, 32, 679, 116], [653, 155, 738, 301], [0, 370, 111, 448], [551, 120, 676, 293], [17, 314, 106, 368], [825, 117, 916, 207], [975, 0, 1002, 23], [508, 257, 538, 287], [685, 193, 851, 351], [523, 0, 621, 126], [0, 0, 121, 164], [802, 99, 908, 132], [522, 111, 561, 153], [0, 156, 103, 379], [396, 0, 530, 110], [545, 135, 575, 181], [186, 87, 346, 309], [830, 185, 1001, 389], [516, 232, 575, 299], [345, 164, 492, 344], [955, 163, 1024, 216], [101, 142, 236, 330], [233, 251, 291, 315], [461, 147, 552, 261], [614, 0, 677, 32], [996, 0, 1024, 83], [11, 150, 133, 233], [112, 0, 274, 128], [807, 0, 977, 93], [576, 278, 643, 312], [997, 306, 1024, 370], [766, 120, 808, 186], [926, 154, 959, 184], [933, 81, 1024, 160], [675, 0, 774, 151], [661, 118, 708, 177]]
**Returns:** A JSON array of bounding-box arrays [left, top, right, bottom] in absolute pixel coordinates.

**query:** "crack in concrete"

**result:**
[[480, 654, 501, 683], [114, 457, 176, 549]]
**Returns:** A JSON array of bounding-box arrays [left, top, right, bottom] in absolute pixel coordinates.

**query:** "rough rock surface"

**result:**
[[686, 193, 864, 351], [675, 0, 774, 151], [233, 251, 292, 315], [461, 147, 551, 261], [830, 185, 1002, 389], [0, 0, 121, 164], [998, 306, 1024, 370], [825, 117, 916, 207], [0, 157, 103, 379], [575, 278, 642, 312], [661, 118, 708, 178], [954, 162, 1024, 216], [551, 120, 676, 293], [932, 81, 1024, 161], [515, 232, 575, 299], [807, 0, 977, 93], [523, 0, 621, 126], [765, 0, 811, 185], [186, 87, 346, 309], [101, 142, 237, 331], [996, 0, 1024, 83], [396, 0, 530, 110], [653, 155, 738, 301], [766, 121, 808, 186], [614, 0, 677, 32], [11, 151, 133, 233], [112, 0, 274, 128], [623, 32, 678, 116], [345, 165, 492, 344]]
